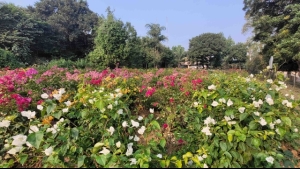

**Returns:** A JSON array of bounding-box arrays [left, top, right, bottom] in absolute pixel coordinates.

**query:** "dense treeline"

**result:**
[[1, 0, 299, 72]]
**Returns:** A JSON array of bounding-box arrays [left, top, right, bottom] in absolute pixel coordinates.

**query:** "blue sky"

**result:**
[[3, 0, 252, 50]]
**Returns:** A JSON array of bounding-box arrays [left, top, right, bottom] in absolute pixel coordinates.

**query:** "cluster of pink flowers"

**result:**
[[145, 87, 156, 97], [11, 94, 32, 112]]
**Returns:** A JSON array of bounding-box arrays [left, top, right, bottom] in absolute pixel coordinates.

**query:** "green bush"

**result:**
[[0, 48, 24, 69]]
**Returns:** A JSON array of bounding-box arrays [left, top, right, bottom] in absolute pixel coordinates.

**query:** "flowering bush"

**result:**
[[0, 67, 299, 168]]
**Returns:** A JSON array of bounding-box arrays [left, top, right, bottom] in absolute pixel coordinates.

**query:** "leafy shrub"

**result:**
[[0, 48, 24, 69]]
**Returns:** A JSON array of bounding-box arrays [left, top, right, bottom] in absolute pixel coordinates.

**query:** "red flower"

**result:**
[[169, 97, 174, 103], [203, 104, 207, 109], [110, 73, 115, 78], [37, 99, 44, 105], [162, 123, 168, 129], [145, 87, 156, 97], [178, 139, 184, 145]]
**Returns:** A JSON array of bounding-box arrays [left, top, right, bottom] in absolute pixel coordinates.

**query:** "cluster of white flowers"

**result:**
[[208, 84, 216, 90], [53, 88, 66, 100], [99, 147, 110, 155], [0, 119, 10, 128], [269, 119, 281, 129], [266, 79, 273, 84], [274, 81, 287, 91], [266, 156, 274, 164], [44, 146, 54, 156], [138, 126, 146, 135], [258, 117, 267, 126], [224, 115, 236, 125], [238, 107, 245, 113], [6, 134, 33, 155], [149, 108, 154, 113], [202, 116, 217, 136], [107, 126, 115, 135], [109, 89, 123, 99], [198, 154, 208, 161], [211, 101, 219, 107], [282, 100, 293, 108], [117, 109, 123, 115], [265, 94, 274, 105], [193, 102, 199, 107], [126, 143, 134, 156], [21, 110, 36, 119], [46, 118, 64, 134], [253, 99, 263, 108], [253, 111, 260, 116]]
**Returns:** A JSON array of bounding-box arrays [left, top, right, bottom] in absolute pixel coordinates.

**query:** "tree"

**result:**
[[223, 43, 248, 69], [188, 33, 226, 69], [28, 0, 99, 59], [88, 7, 128, 68], [145, 23, 168, 68], [243, 0, 300, 70], [171, 45, 185, 67]]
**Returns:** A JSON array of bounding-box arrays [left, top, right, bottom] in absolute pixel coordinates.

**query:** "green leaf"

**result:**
[[249, 121, 258, 130], [277, 127, 287, 136], [95, 100, 104, 110], [160, 139, 166, 148], [150, 120, 160, 130], [47, 103, 56, 115], [237, 134, 246, 142], [224, 151, 232, 160], [175, 160, 182, 168], [220, 141, 227, 151], [239, 113, 249, 121], [19, 154, 28, 166], [78, 155, 86, 168], [94, 155, 108, 166], [232, 161, 241, 168], [27, 131, 44, 149], [225, 109, 234, 116], [52, 111, 62, 119], [238, 142, 246, 151], [71, 128, 79, 140], [251, 138, 261, 148], [160, 160, 166, 168], [281, 116, 292, 127]]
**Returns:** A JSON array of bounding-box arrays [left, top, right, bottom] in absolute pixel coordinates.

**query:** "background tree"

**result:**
[[243, 0, 300, 70], [145, 23, 168, 68], [28, 0, 98, 60], [171, 45, 185, 67], [188, 32, 226, 69], [88, 7, 128, 69], [223, 42, 247, 69]]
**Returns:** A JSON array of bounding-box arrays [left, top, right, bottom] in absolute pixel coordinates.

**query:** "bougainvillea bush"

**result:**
[[0, 66, 299, 168]]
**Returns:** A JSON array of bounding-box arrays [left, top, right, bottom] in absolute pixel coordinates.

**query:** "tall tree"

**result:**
[[28, 0, 98, 59], [145, 23, 168, 68], [88, 7, 128, 68], [188, 32, 226, 69], [171, 45, 185, 67], [243, 0, 300, 69], [223, 42, 248, 69]]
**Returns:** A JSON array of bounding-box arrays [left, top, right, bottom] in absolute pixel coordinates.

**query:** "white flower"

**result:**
[[129, 136, 133, 140], [138, 116, 143, 121], [0, 120, 10, 128], [193, 102, 199, 107], [203, 163, 209, 168], [88, 99, 94, 104], [129, 158, 137, 165], [115, 88, 121, 93], [258, 99, 263, 105], [204, 116, 216, 126], [44, 146, 54, 156], [157, 154, 162, 158], [201, 126, 212, 136], [269, 122, 275, 129], [286, 102, 293, 108], [62, 108, 69, 113], [227, 99, 233, 107], [219, 98, 226, 103], [245, 77, 250, 82], [276, 128, 280, 135], [12, 134, 27, 146], [202, 154, 207, 158], [41, 93, 49, 99], [258, 117, 267, 126], [117, 109, 123, 115], [116, 141, 121, 148], [126, 147, 133, 156], [282, 100, 289, 105], [266, 98, 274, 105], [149, 108, 154, 113], [26, 141, 33, 148], [64, 101, 71, 107], [107, 104, 113, 110], [53, 93, 62, 100], [198, 156, 204, 161], [131, 120, 140, 128], [250, 74, 254, 78], [134, 135, 140, 142], [37, 105, 43, 110], [29, 125, 39, 133], [208, 84, 216, 90], [253, 111, 260, 116], [21, 110, 36, 119], [211, 101, 219, 107], [294, 128, 298, 132], [285, 94, 289, 97], [275, 119, 281, 124], [188, 160, 193, 166], [228, 121, 237, 125], [7, 146, 23, 155], [138, 126, 146, 135], [122, 121, 128, 128], [4, 144, 10, 148], [58, 88, 66, 95], [99, 147, 110, 155], [266, 156, 274, 164], [291, 95, 295, 100], [238, 107, 245, 113], [107, 126, 115, 135], [267, 79, 273, 84]]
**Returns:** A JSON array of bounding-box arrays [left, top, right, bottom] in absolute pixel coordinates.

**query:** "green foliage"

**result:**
[[245, 55, 267, 74], [88, 8, 128, 68], [171, 45, 186, 67], [223, 42, 248, 69], [188, 32, 227, 68], [0, 48, 24, 69]]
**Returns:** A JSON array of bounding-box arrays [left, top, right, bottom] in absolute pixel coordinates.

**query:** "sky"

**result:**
[[3, 0, 252, 50]]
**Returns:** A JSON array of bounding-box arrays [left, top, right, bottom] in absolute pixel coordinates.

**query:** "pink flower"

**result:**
[[162, 123, 168, 129], [169, 98, 174, 103], [145, 87, 156, 97]]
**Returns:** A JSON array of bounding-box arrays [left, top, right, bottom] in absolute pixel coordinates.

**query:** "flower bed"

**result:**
[[0, 67, 299, 168]]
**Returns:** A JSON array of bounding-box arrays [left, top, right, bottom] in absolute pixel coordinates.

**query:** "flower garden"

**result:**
[[0, 66, 300, 168]]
